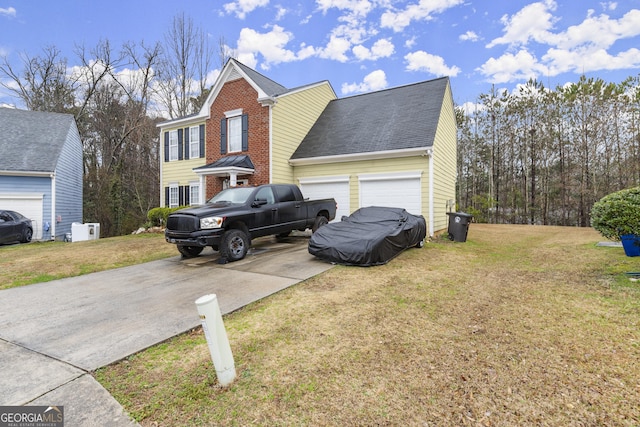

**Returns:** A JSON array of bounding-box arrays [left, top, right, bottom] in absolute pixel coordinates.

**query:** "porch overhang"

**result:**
[[193, 155, 255, 178]]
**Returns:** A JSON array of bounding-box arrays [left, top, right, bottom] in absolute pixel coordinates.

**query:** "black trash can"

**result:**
[[446, 212, 473, 242]]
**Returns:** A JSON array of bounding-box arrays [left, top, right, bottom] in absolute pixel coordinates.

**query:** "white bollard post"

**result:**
[[195, 294, 236, 387]]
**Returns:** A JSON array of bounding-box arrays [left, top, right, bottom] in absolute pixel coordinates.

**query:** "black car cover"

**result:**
[[308, 206, 427, 266]]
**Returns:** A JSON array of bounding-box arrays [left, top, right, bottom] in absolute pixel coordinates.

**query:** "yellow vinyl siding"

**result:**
[[271, 83, 336, 184], [159, 121, 207, 205], [431, 81, 458, 233], [163, 158, 204, 185], [293, 156, 429, 217]]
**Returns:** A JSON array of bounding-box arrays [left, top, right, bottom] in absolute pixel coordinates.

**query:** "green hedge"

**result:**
[[591, 186, 640, 240], [147, 206, 189, 227]]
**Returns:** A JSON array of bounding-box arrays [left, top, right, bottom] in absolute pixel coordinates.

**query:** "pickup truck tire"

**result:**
[[312, 215, 329, 233], [220, 229, 249, 262], [178, 245, 204, 258]]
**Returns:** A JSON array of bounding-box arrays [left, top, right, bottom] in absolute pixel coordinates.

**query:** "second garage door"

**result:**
[[359, 172, 422, 215], [299, 176, 350, 222]]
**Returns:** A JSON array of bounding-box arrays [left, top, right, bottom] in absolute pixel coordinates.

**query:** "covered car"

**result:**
[[0, 210, 33, 245], [308, 206, 426, 266]]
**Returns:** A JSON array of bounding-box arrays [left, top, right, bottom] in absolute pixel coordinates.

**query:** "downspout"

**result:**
[[159, 130, 164, 206], [268, 103, 273, 183], [199, 174, 205, 204], [428, 148, 434, 237], [50, 172, 56, 240]]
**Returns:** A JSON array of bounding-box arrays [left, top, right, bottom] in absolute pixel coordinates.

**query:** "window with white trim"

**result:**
[[169, 130, 179, 161], [189, 182, 200, 206], [227, 115, 242, 153], [169, 184, 179, 208], [189, 126, 200, 158]]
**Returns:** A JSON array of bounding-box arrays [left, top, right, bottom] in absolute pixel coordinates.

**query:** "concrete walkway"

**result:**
[[0, 234, 333, 426]]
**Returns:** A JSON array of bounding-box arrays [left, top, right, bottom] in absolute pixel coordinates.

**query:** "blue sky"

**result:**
[[1, 0, 640, 112]]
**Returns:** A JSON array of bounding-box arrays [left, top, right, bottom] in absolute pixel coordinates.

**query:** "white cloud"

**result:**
[[486, 0, 558, 48], [550, 9, 640, 50], [223, 0, 269, 19], [318, 35, 351, 62], [459, 31, 479, 42], [275, 6, 288, 20], [352, 38, 394, 61], [316, 0, 373, 16], [476, 50, 544, 84], [236, 25, 297, 68], [341, 69, 388, 94], [481, 5, 640, 83], [405, 36, 416, 49], [380, 0, 464, 32], [405, 50, 461, 76], [0, 6, 16, 17], [543, 47, 640, 74]]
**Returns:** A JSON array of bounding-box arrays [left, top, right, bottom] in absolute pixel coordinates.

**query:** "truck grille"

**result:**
[[167, 215, 199, 232]]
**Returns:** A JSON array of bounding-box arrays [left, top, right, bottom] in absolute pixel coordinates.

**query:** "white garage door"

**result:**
[[359, 172, 422, 215], [299, 176, 350, 222], [0, 193, 44, 240]]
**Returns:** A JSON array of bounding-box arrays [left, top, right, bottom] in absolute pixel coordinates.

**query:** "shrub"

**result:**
[[147, 206, 189, 227], [591, 186, 640, 240]]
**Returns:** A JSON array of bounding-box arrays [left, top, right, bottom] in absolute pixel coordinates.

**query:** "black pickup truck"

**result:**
[[165, 184, 336, 262]]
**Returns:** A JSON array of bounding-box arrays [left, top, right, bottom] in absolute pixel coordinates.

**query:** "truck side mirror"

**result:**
[[251, 199, 268, 207]]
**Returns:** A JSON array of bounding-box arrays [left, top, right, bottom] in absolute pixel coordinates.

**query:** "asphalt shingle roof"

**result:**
[[291, 77, 449, 159], [233, 60, 288, 97], [195, 154, 255, 170], [0, 108, 76, 173]]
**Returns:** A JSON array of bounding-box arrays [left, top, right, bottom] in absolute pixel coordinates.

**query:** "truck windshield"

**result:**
[[208, 187, 255, 204]]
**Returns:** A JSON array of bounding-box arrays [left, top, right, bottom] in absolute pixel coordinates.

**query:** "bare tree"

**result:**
[[155, 13, 215, 118], [0, 46, 74, 112]]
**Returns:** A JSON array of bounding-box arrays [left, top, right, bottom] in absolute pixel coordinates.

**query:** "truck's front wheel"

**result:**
[[220, 229, 249, 262], [178, 245, 204, 258]]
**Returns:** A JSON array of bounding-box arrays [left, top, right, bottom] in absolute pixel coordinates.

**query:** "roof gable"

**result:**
[[291, 77, 450, 160], [199, 59, 288, 116], [0, 108, 76, 173]]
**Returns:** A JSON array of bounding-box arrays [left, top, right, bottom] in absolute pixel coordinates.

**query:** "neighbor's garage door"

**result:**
[[0, 193, 44, 240], [299, 176, 349, 222], [359, 172, 422, 215]]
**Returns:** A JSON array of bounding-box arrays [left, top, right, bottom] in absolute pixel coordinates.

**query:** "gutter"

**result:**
[[289, 147, 431, 166]]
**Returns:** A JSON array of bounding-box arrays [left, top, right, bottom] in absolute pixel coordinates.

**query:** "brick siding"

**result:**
[[205, 78, 271, 198]]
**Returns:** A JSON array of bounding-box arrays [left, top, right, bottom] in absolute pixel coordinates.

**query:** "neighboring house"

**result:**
[[0, 108, 83, 241], [158, 59, 456, 236]]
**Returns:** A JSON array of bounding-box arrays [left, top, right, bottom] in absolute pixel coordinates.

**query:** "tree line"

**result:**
[[0, 14, 233, 237], [3, 13, 639, 235], [456, 75, 640, 227]]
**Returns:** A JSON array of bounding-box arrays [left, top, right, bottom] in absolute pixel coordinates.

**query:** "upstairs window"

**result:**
[[189, 126, 200, 158], [220, 111, 248, 154], [169, 130, 179, 161], [228, 116, 242, 153]]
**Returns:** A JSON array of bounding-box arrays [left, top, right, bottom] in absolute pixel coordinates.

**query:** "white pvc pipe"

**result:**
[[195, 294, 236, 387]]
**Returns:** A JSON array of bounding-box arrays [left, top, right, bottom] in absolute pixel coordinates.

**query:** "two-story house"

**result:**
[[158, 58, 457, 236]]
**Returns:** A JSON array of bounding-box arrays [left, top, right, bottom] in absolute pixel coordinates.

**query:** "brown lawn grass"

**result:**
[[89, 225, 640, 424], [0, 233, 176, 290]]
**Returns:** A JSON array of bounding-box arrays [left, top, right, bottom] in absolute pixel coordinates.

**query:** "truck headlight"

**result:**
[[200, 216, 224, 229]]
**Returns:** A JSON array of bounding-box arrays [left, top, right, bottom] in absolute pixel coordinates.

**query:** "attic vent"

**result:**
[[227, 69, 242, 82]]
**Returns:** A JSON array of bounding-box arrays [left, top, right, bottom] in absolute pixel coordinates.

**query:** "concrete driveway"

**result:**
[[0, 233, 333, 426]]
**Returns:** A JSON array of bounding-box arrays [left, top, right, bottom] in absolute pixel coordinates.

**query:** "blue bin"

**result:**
[[621, 234, 640, 257]]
